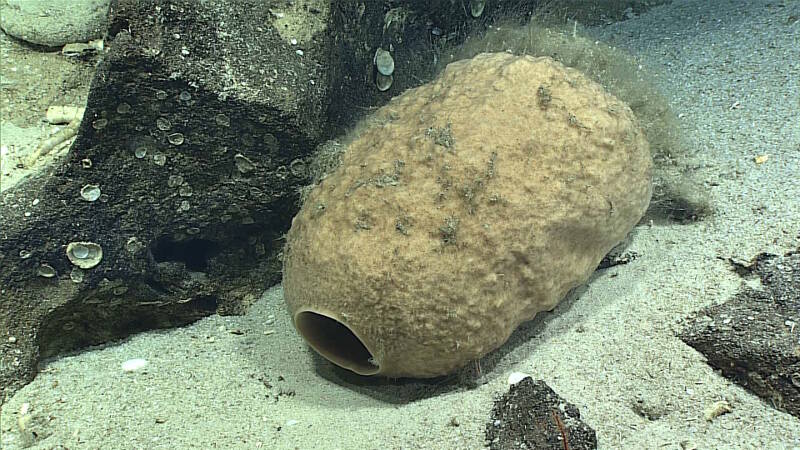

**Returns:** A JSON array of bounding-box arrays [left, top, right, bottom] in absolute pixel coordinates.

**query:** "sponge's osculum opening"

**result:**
[[293, 310, 380, 376]]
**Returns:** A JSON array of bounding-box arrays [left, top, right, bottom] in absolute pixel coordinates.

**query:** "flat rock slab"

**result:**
[[680, 248, 800, 418], [486, 377, 597, 450]]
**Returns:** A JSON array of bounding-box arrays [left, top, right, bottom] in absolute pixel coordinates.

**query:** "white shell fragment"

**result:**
[[66, 242, 103, 269], [374, 48, 395, 76], [507, 372, 532, 385], [121, 358, 148, 372], [46, 105, 85, 124]]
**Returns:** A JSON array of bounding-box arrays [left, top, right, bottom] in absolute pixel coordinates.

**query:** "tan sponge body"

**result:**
[[283, 53, 653, 378]]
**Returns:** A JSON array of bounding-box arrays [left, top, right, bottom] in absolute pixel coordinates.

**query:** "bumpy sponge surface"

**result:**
[[284, 53, 652, 378]]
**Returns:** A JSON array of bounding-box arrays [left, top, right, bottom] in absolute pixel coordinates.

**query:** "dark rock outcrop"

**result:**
[[486, 377, 597, 450], [680, 248, 800, 418], [0, 0, 331, 403]]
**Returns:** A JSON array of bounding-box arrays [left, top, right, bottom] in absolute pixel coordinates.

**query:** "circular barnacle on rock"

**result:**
[[153, 153, 167, 166], [156, 117, 172, 131], [242, 133, 255, 147], [263, 133, 279, 151], [155, 90, 168, 100], [167, 132, 185, 145], [125, 237, 144, 254], [470, 0, 486, 17], [179, 91, 191, 101], [178, 200, 190, 212], [178, 185, 193, 197], [167, 174, 184, 187], [112, 285, 128, 296], [66, 242, 103, 269], [92, 118, 108, 130], [234, 153, 255, 174], [376, 73, 393, 91], [289, 158, 308, 178], [19, 249, 31, 259], [275, 165, 289, 180], [186, 227, 200, 235], [81, 158, 92, 168], [215, 113, 230, 127], [70, 244, 87, 258], [37, 263, 57, 278], [116, 103, 132, 114], [80, 184, 101, 201], [130, 135, 157, 159], [374, 48, 394, 76], [70, 267, 84, 283]]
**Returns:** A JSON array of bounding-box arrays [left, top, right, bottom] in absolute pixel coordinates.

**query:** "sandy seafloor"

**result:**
[[1, 1, 799, 448]]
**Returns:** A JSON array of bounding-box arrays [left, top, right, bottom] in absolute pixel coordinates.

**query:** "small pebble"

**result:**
[[704, 400, 732, 421]]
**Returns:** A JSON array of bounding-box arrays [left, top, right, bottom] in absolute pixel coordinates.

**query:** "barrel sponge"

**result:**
[[283, 53, 652, 378]]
